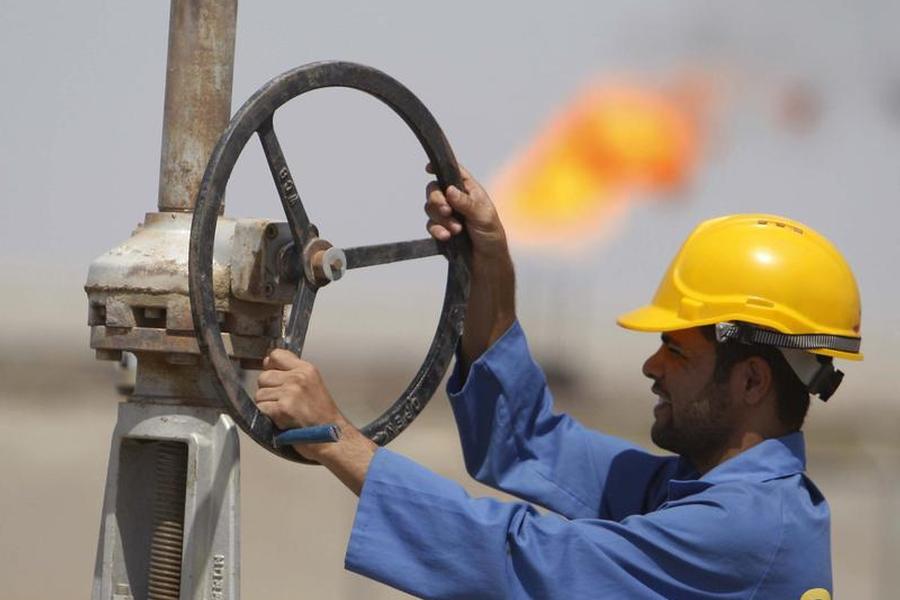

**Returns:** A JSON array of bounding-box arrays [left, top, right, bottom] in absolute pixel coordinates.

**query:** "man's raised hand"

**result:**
[[423, 163, 517, 371], [424, 164, 508, 259]]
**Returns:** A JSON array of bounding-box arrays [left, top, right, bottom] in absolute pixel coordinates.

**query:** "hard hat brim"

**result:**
[[616, 304, 696, 333], [616, 304, 863, 361]]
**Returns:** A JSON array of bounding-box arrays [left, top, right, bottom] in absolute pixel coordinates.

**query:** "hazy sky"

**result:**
[[3, 0, 900, 409]]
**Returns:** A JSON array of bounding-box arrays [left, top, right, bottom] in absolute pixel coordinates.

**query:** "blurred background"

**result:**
[[2, 1, 899, 598]]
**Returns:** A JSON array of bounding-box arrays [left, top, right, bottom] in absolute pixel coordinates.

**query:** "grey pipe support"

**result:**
[[157, 0, 238, 213]]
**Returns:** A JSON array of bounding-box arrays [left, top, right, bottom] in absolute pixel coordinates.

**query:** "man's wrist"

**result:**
[[323, 426, 376, 458], [294, 421, 369, 460], [299, 424, 377, 496], [471, 236, 511, 264]]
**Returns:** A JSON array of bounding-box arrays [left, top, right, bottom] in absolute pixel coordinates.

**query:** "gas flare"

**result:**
[[491, 78, 709, 251]]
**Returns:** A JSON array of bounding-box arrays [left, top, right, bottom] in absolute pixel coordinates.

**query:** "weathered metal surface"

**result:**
[[90, 326, 271, 359], [229, 220, 296, 305], [86, 212, 234, 299], [86, 212, 283, 370], [300, 238, 332, 287], [83, 209, 284, 427], [257, 118, 315, 245], [344, 237, 443, 270], [92, 403, 240, 600], [313, 246, 346, 283], [189, 61, 471, 464], [157, 0, 238, 212], [278, 237, 442, 277], [280, 279, 316, 356]]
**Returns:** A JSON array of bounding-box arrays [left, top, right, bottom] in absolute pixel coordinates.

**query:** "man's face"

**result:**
[[642, 327, 736, 461]]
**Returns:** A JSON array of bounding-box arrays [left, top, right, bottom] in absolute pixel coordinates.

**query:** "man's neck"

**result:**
[[690, 431, 770, 475]]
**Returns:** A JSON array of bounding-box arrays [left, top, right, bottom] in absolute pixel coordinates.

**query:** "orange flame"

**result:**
[[491, 77, 709, 251]]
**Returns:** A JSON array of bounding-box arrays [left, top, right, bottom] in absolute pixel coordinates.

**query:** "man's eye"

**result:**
[[666, 345, 685, 357]]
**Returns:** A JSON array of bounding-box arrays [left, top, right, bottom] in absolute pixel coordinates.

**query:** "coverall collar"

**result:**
[[667, 431, 807, 501]]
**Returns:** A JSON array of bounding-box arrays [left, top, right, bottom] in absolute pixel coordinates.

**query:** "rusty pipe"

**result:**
[[157, 0, 237, 213]]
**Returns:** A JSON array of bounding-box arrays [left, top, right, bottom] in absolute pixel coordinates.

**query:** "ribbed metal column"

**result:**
[[147, 441, 189, 600]]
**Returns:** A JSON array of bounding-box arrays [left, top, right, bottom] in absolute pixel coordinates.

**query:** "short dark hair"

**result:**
[[700, 325, 811, 431]]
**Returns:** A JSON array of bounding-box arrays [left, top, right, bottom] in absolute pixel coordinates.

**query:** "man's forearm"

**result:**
[[459, 247, 517, 375]]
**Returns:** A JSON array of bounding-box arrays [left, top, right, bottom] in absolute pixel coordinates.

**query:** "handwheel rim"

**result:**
[[189, 61, 470, 463]]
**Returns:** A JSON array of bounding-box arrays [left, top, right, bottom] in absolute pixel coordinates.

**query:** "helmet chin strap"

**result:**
[[715, 322, 845, 401]]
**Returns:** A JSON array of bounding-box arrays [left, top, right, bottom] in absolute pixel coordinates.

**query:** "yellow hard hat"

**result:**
[[617, 214, 862, 361]]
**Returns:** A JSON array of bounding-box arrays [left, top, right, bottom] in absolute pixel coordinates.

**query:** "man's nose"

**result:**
[[642, 346, 664, 381]]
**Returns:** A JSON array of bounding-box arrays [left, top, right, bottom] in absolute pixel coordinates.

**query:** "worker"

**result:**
[[254, 166, 860, 599]]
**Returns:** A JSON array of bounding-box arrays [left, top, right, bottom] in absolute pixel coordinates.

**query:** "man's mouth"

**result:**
[[652, 385, 671, 409]]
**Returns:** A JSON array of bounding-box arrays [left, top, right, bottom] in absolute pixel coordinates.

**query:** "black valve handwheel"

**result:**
[[189, 61, 470, 463]]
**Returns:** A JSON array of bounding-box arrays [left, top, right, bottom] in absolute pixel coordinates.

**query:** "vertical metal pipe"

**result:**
[[157, 0, 237, 213]]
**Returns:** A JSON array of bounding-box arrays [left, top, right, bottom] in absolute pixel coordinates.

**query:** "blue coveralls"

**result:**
[[345, 322, 833, 599]]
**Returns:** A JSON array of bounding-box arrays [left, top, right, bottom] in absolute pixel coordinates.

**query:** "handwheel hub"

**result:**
[[302, 238, 346, 286]]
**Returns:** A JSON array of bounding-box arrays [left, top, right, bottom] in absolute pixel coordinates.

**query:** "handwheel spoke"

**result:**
[[344, 238, 444, 270], [282, 279, 317, 355], [257, 118, 312, 243]]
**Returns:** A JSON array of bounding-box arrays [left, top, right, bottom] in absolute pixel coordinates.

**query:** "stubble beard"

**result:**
[[651, 377, 734, 465]]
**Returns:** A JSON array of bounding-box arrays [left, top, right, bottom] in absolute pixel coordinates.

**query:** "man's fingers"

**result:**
[[424, 199, 461, 228], [427, 219, 462, 239], [445, 185, 478, 218], [254, 386, 280, 403], [255, 398, 289, 428], [428, 180, 474, 221], [265, 348, 303, 371], [425, 181, 452, 216], [424, 200, 453, 219], [425, 213, 453, 234], [427, 219, 452, 241], [425, 182, 461, 232], [255, 398, 277, 414], [257, 369, 289, 388], [424, 164, 499, 244]]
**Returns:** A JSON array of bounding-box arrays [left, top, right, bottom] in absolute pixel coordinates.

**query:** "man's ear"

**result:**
[[734, 356, 773, 406]]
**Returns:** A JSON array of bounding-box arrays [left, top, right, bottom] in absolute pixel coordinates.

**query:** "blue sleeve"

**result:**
[[447, 321, 679, 520], [345, 449, 779, 600]]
